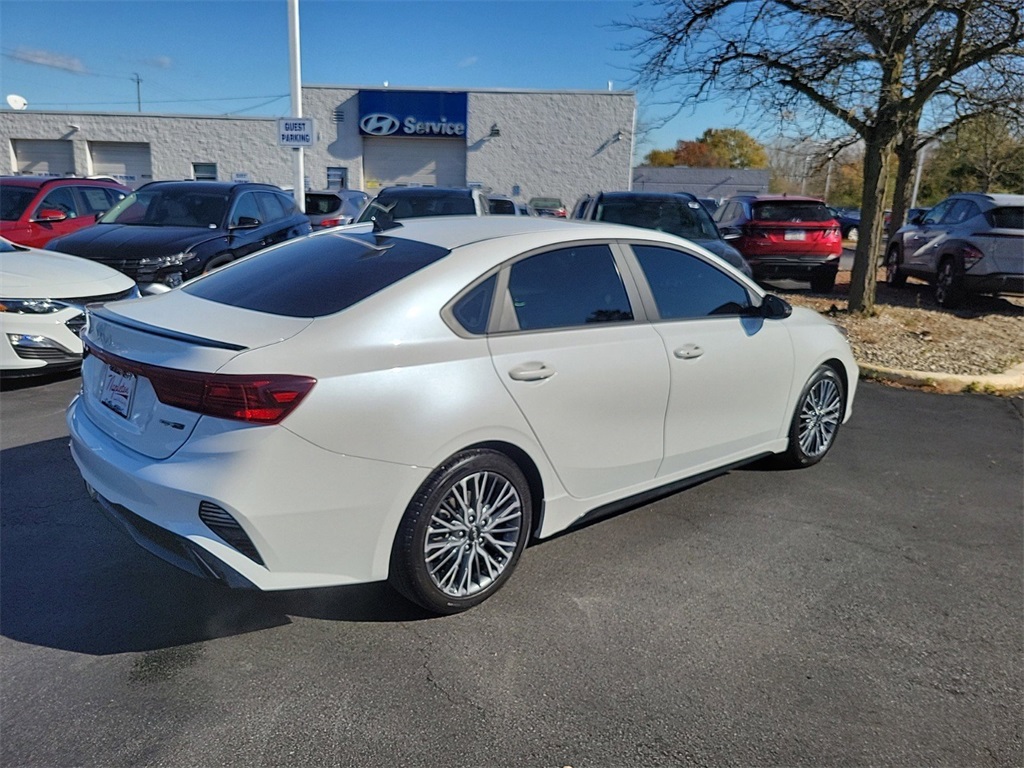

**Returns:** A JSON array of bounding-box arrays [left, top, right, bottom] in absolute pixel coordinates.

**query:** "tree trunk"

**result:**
[[848, 134, 894, 314], [890, 132, 917, 236]]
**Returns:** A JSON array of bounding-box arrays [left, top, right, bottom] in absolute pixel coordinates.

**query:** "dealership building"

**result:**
[[0, 85, 636, 204]]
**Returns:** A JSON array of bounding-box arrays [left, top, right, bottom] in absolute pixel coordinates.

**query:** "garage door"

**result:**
[[89, 142, 153, 188], [363, 137, 466, 190], [13, 139, 75, 176]]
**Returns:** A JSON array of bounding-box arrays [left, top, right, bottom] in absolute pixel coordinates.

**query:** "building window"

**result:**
[[326, 167, 348, 189], [192, 162, 217, 181]]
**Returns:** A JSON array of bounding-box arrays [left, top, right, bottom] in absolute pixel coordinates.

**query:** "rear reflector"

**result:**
[[85, 342, 315, 424]]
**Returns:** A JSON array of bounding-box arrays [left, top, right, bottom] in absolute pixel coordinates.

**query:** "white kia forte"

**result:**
[[67, 217, 857, 613]]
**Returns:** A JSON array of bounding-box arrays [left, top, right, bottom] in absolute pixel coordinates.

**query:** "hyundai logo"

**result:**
[[360, 113, 401, 136]]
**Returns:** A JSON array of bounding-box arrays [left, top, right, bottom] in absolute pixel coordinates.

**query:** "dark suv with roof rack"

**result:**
[[48, 180, 310, 293], [0, 176, 132, 248], [575, 190, 752, 277]]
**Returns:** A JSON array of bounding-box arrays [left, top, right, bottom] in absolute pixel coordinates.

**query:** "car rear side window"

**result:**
[[506, 245, 633, 331], [988, 206, 1024, 229], [633, 245, 752, 319], [183, 231, 450, 317], [0, 186, 38, 220], [452, 275, 496, 334]]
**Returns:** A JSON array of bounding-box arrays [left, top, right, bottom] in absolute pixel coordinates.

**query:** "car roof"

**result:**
[[729, 194, 826, 203], [307, 189, 366, 197], [597, 191, 699, 202], [137, 180, 281, 194], [335, 215, 695, 251], [0, 175, 126, 189], [375, 187, 478, 197], [948, 192, 1024, 207]]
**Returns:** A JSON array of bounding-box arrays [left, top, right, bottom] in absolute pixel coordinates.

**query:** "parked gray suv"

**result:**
[[885, 193, 1023, 308]]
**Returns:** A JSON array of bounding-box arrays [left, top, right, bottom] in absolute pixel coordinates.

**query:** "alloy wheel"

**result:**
[[797, 377, 842, 458], [423, 470, 523, 598]]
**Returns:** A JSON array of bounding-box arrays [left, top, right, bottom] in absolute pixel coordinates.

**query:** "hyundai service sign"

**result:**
[[278, 118, 316, 147], [358, 91, 468, 139]]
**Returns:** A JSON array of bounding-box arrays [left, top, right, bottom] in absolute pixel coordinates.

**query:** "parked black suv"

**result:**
[[48, 181, 311, 292], [576, 191, 752, 277]]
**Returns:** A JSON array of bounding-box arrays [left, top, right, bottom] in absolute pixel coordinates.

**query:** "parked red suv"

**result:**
[[0, 176, 132, 248], [713, 194, 843, 292]]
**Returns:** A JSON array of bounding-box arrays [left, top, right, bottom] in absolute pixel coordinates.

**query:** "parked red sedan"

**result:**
[[0, 176, 131, 248], [713, 194, 842, 292]]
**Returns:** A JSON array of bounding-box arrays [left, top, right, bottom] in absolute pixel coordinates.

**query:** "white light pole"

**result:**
[[288, 0, 305, 212]]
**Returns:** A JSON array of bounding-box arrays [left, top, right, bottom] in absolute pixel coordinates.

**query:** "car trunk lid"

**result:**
[[79, 290, 313, 459]]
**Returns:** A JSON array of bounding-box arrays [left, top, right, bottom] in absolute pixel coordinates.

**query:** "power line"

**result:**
[[28, 94, 289, 107]]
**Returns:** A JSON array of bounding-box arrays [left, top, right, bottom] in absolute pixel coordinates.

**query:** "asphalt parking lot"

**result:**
[[1, 374, 1021, 767]]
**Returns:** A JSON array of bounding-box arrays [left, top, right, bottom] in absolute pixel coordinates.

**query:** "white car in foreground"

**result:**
[[0, 237, 138, 375], [67, 217, 857, 613]]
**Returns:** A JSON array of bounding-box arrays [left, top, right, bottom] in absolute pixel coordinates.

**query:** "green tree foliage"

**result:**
[[698, 128, 769, 168], [926, 114, 1024, 196], [644, 148, 678, 166]]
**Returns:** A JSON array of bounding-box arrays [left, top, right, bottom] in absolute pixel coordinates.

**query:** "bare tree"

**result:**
[[622, 0, 1024, 312], [889, 58, 1024, 235]]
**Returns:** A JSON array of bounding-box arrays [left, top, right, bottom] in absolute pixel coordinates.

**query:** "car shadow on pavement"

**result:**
[[0, 438, 433, 655]]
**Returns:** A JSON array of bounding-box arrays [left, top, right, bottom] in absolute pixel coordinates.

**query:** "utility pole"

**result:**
[[132, 73, 142, 112], [288, 0, 305, 212]]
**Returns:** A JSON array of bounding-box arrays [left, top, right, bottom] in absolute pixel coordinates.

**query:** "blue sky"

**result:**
[[0, 0, 750, 155]]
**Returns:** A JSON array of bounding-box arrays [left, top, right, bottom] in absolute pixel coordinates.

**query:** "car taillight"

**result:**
[[85, 342, 315, 424], [958, 243, 985, 269], [318, 218, 342, 228]]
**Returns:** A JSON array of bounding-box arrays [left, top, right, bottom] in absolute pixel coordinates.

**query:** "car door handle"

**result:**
[[674, 345, 704, 360], [508, 363, 556, 381]]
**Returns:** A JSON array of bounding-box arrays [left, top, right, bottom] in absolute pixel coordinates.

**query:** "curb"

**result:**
[[858, 361, 1024, 394]]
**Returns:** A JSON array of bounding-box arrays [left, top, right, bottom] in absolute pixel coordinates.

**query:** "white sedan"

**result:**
[[0, 237, 138, 375], [67, 217, 857, 613]]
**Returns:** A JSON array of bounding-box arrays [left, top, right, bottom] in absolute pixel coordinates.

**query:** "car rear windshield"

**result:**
[[182, 230, 450, 317], [752, 201, 833, 222], [0, 186, 37, 221], [357, 191, 475, 222], [100, 188, 230, 227], [595, 197, 719, 240], [305, 193, 342, 215], [987, 206, 1024, 229]]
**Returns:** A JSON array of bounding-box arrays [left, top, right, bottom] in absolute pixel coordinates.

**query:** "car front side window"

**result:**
[[632, 244, 752, 319], [506, 245, 633, 331], [230, 192, 262, 227], [35, 187, 78, 218]]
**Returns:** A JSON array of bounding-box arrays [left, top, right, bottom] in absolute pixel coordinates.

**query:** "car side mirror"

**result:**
[[231, 216, 261, 229], [32, 208, 68, 223], [908, 211, 925, 225], [760, 294, 792, 319]]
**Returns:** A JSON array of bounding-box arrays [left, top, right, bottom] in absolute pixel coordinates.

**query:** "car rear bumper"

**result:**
[[67, 394, 431, 590], [964, 273, 1024, 295], [748, 255, 840, 280]]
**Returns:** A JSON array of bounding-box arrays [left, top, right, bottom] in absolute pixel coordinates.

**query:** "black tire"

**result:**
[[203, 254, 234, 273], [935, 257, 965, 309], [809, 269, 837, 293], [775, 366, 845, 469], [885, 246, 907, 287], [389, 449, 532, 614]]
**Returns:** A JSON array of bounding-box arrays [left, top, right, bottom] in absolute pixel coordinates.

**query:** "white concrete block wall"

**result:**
[[0, 111, 294, 186], [466, 90, 635, 205], [1, 87, 636, 203]]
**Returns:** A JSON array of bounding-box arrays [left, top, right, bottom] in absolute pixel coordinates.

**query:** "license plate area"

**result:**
[[100, 364, 137, 419], [784, 230, 807, 241]]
